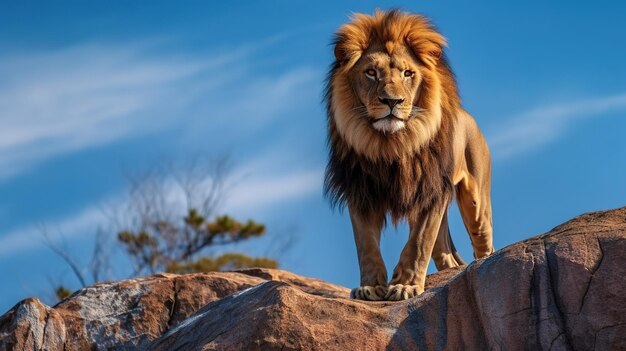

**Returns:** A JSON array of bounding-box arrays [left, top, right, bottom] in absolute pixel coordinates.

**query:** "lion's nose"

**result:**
[[379, 97, 404, 109]]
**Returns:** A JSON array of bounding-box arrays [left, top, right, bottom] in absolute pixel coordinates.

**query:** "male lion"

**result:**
[[324, 10, 494, 301]]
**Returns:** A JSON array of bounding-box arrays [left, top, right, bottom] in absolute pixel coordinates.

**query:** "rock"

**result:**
[[0, 272, 267, 350], [1, 207, 625, 350]]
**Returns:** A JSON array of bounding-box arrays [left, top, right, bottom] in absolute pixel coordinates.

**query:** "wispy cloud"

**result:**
[[181, 66, 318, 142], [487, 92, 626, 160], [0, 43, 205, 179], [0, 206, 108, 257], [0, 39, 318, 180], [224, 169, 323, 216]]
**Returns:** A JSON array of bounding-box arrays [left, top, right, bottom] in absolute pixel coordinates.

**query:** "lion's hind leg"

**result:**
[[431, 209, 466, 270], [457, 173, 494, 259], [454, 112, 494, 259]]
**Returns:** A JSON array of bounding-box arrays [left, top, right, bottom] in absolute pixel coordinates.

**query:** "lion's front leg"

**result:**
[[386, 204, 446, 301], [349, 206, 388, 301]]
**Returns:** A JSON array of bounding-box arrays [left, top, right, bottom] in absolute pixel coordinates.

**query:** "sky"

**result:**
[[1, 1, 625, 313]]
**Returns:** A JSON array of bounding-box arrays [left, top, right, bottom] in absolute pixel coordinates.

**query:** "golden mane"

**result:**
[[325, 9, 460, 163]]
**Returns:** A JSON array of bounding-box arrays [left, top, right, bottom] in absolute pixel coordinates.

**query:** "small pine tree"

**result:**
[[117, 208, 276, 275]]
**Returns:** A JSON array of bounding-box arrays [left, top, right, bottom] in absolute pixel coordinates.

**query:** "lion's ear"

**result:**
[[333, 36, 365, 66], [333, 42, 350, 63], [406, 33, 446, 68]]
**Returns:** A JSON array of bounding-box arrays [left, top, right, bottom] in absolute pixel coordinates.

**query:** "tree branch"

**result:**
[[41, 227, 87, 287]]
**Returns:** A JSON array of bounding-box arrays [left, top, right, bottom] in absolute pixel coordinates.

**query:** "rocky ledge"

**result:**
[[1, 207, 626, 350]]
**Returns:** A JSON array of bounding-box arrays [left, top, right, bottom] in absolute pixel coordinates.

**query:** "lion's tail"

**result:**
[[448, 230, 466, 266]]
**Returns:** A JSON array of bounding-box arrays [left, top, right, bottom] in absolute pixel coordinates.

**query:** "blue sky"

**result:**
[[1, 1, 625, 312]]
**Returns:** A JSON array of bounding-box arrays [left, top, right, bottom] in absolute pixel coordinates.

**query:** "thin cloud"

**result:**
[[0, 39, 318, 180], [487, 92, 626, 160], [0, 206, 107, 257], [224, 168, 323, 216], [0, 44, 206, 179]]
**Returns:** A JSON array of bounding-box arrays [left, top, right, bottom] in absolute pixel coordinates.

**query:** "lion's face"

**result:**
[[349, 45, 424, 134], [327, 10, 448, 161]]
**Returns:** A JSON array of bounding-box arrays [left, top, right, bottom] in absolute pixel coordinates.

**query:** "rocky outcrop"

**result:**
[[1, 207, 625, 350]]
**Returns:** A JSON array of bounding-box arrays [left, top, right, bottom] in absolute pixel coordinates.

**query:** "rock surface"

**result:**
[[1, 207, 625, 350]]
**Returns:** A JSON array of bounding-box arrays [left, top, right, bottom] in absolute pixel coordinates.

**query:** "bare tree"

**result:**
[[114, 156, 272, 276], [43, 156, 285, 301]]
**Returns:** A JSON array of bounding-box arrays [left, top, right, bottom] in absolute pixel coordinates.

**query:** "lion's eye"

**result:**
[[365, 69, 377, 78], [404, 70, 415, 77]]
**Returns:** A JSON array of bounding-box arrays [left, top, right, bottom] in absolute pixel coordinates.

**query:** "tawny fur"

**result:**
[[324, 10, 494, 301]]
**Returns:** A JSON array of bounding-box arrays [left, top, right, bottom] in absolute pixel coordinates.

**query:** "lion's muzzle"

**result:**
[[371, 115, 407, 134]]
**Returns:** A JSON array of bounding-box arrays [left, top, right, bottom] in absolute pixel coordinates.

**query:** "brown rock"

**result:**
[[0, 272, 268, 350], [1, 207, 625, 350], [151, 281, 394, 351]]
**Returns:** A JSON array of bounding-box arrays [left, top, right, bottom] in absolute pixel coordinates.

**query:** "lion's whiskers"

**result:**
[[349, 105, 370, 118], [409, 106, 426, 119]]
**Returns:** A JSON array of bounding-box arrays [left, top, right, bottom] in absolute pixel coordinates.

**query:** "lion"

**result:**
[[324, 10, 494, 301]]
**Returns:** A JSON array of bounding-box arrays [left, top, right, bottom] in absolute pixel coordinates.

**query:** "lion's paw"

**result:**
[[350, 285, 388, 301], [384, 284, 423, 301]]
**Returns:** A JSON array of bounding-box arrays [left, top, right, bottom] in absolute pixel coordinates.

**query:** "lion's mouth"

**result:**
[[371, 115, 407, 134], [371, 114, 407, 123]]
